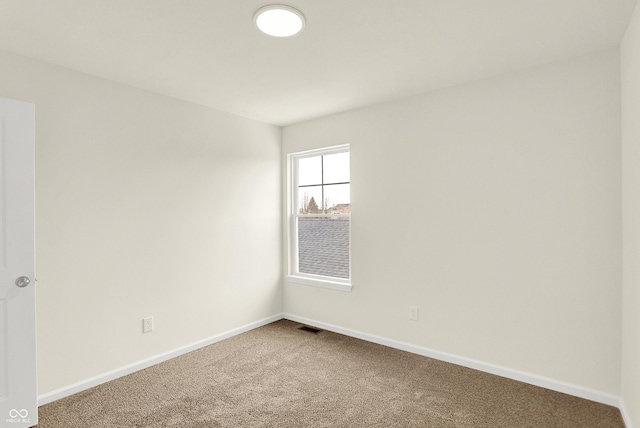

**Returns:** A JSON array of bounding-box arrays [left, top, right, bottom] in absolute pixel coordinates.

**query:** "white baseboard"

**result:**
[[283, 313, 623, 410], [38, 313, 284, 406], [620, 398, 635, 428], [39, 311, 629, 427]]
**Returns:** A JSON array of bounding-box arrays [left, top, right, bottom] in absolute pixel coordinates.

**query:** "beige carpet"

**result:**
[[36, 319, 624, 427]]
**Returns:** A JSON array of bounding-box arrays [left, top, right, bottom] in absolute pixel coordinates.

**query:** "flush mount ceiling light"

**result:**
[[254, 5, 305, 37]]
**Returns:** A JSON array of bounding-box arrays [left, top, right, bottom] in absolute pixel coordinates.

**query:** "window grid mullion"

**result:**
[[321, 155, 325, 213], [298, 181, 350, 188]]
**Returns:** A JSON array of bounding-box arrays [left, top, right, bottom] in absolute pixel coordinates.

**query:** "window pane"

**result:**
[[298, 156, 322, 186], [298, 186, 323, 214], [298, 217, 350, 279], [323, 183, 350, 214], [323, 151, 350, 184]]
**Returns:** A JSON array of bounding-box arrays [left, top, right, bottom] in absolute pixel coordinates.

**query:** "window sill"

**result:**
[[286, 275, 352, 292]]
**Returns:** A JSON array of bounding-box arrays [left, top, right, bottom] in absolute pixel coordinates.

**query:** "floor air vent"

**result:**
[[298, 325, 322, 334]]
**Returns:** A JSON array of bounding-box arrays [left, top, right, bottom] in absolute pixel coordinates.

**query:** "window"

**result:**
[[289, 145, 350, 291]]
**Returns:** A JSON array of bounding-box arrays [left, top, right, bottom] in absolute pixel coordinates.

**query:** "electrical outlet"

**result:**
[[409, 306, 419, 321], [143, 316, 153, 333]]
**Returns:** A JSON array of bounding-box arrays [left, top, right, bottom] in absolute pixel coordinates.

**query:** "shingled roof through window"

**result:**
[[298, 218, 350, 279]]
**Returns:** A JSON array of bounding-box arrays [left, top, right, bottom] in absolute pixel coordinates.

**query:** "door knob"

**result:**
[[15, 276, 31, 288]]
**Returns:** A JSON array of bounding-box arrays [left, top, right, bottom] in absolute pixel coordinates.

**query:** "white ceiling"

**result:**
[[0, 0, 637, 126]]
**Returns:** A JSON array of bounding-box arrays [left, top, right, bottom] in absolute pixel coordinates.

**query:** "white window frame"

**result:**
[[287, 145, 351, 292]]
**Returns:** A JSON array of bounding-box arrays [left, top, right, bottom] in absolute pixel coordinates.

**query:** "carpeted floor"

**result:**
[[36, 319, 625, 427]]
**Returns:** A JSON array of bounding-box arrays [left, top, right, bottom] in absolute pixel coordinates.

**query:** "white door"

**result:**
[[0, 98, 37, 426]]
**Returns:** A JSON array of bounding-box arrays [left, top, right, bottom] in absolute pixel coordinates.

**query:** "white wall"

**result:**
[[283, 50, 622, 396], [0, 50, 282, 395], [622, 1, 640, 425], [0, 37, 626, 410]]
